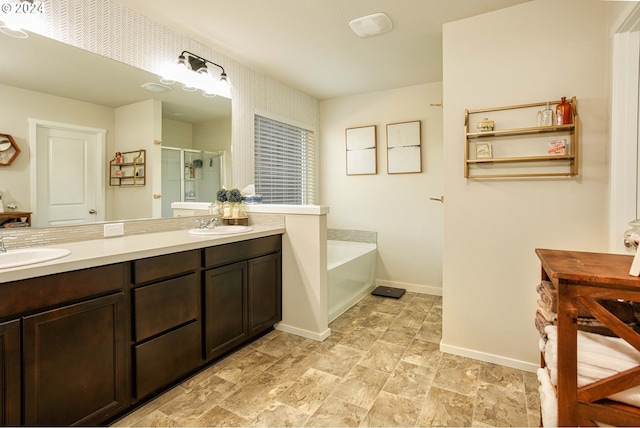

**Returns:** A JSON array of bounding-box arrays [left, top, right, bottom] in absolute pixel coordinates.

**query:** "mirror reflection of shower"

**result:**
[[161, 147, 226, 217]]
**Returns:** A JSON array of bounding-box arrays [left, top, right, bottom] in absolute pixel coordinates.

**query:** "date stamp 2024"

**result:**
[[1, 1, 44, 15]]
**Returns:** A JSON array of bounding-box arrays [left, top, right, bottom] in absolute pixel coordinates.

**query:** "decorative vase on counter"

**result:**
[[222, 201, 232, 218], [231, 202, 246, 218], [555, 97, 572, 125]]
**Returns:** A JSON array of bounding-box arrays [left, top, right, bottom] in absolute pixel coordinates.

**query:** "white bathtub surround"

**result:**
[[327, 240, 377, 322], [327, 228, 441, 297], [327, 228, 377, 244], [245, 204, 331, 341]]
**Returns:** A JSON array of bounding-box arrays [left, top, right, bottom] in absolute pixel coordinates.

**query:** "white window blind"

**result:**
[[254, 114, 316, 205]]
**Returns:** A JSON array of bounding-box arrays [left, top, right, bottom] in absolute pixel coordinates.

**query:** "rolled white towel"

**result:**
[[537, 367, 558, 428], [544, 325, 640, 408], [545, 326, 640, 370]]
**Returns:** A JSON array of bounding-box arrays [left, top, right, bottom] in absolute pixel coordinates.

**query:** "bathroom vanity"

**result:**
[[0, 227, 283, 426]]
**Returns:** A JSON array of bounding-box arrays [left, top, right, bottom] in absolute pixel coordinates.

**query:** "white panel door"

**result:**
[[35, 126, 100, 226]]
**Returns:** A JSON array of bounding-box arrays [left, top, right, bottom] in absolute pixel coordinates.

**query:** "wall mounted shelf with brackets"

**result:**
[[109, 149, 146, 186], [464, 97, 578, 179]]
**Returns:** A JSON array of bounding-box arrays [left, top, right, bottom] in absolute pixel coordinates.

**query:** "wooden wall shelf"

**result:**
[[109, 149, 146, 186], [464, 97, 579, 179]]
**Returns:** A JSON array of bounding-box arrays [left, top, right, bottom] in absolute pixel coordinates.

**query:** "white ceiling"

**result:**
[[0, 31, 231, 123], [114, 0, 530, 100]]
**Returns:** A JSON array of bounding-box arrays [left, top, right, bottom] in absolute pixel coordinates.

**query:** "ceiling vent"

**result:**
[[349, 13, 393, 38], [140, 82, 172, 92]]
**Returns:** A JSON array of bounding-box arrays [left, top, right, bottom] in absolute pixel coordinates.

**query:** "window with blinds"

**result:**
[[254, 114, 316, 205]]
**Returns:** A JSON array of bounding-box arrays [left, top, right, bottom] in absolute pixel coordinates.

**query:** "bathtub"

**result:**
[[327, 240, 377, 322]]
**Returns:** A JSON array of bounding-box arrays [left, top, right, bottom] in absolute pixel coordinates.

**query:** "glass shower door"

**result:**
[[161, 147, 182, 218], [198, 151, 223, 202], [161, 147, 225, 217]]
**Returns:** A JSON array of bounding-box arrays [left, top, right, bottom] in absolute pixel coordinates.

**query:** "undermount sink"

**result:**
[[0, 247, 71, 269], [188, 225, 253, 236]]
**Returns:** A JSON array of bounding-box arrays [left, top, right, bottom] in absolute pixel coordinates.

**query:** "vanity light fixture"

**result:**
[[160, 51, 230, 98]]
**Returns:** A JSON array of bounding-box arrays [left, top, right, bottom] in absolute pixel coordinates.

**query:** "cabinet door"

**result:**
[[0, 319, 20, 426], [248, 252, 282, 337], [204, 261, 248, 360], [23, 293, 126, 426]]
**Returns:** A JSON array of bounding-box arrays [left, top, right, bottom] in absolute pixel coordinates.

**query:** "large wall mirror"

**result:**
[[0, 31, 231, 227]]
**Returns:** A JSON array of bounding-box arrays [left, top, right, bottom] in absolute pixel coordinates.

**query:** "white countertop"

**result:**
[[0, 224, 285, 283]]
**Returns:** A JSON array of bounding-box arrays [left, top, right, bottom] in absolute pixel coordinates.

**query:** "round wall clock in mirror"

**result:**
[[0, 134, 20, 166]]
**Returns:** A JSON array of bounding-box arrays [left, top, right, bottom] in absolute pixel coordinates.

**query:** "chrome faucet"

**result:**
[[196, 217, 219, 229], [0, 235, 16, 252]]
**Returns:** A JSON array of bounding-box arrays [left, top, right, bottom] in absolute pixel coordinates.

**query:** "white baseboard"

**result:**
[[439, 341, 539, 373], [376, 279, 442, 296], [275, 322, 331, 342]]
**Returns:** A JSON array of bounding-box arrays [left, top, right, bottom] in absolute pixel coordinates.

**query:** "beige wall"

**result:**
[[441, 0, 610, 371], [194, 117, 232, 186], [162, 118, 193, 149], [0, 84, 115, 213], [320, 82, 444, 294], [112, 99, 161, 220]]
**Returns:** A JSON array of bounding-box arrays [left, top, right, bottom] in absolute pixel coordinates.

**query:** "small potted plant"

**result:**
[[226, 188, 243, 218], [216, 188, 229, 217]]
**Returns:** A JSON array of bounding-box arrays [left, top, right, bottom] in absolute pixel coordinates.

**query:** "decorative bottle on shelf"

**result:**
[[555, 97, 572, 125], [541, 102, 553, 126], [536, 110, 542, 127]]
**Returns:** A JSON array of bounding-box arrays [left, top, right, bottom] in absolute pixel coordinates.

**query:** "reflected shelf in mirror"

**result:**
[[0, 31, 232, 228]]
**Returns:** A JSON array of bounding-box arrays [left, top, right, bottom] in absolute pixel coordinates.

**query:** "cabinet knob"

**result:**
[[429, 196, 444, 203], [89, 209, 96, 214]]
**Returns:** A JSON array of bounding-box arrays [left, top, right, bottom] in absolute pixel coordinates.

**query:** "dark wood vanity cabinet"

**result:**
[[131, 250, 202, 399], [0, 263, 128, 427], [203, 235, 282, 360], [248, 252, 282, 336], [23, 293, 126, 426], [0, 319, 20, 426], [0, 232, 282, 426], [204, 261, 249, 359]]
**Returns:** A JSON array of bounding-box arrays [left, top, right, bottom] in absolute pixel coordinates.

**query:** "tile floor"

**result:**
[[112, 292, 540, 427]]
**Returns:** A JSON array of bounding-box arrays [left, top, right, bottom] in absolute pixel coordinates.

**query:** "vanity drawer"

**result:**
[[132, 250, 199, 284], [134, 320, 201, 398], [133, 273, 199, 342], [0, 263, 124, 320], [203, 235, 281, 268]]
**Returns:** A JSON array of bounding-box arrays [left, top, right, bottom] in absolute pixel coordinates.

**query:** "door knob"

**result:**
[[429, 196, 444, 203], [89, 209, 96, 214]]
